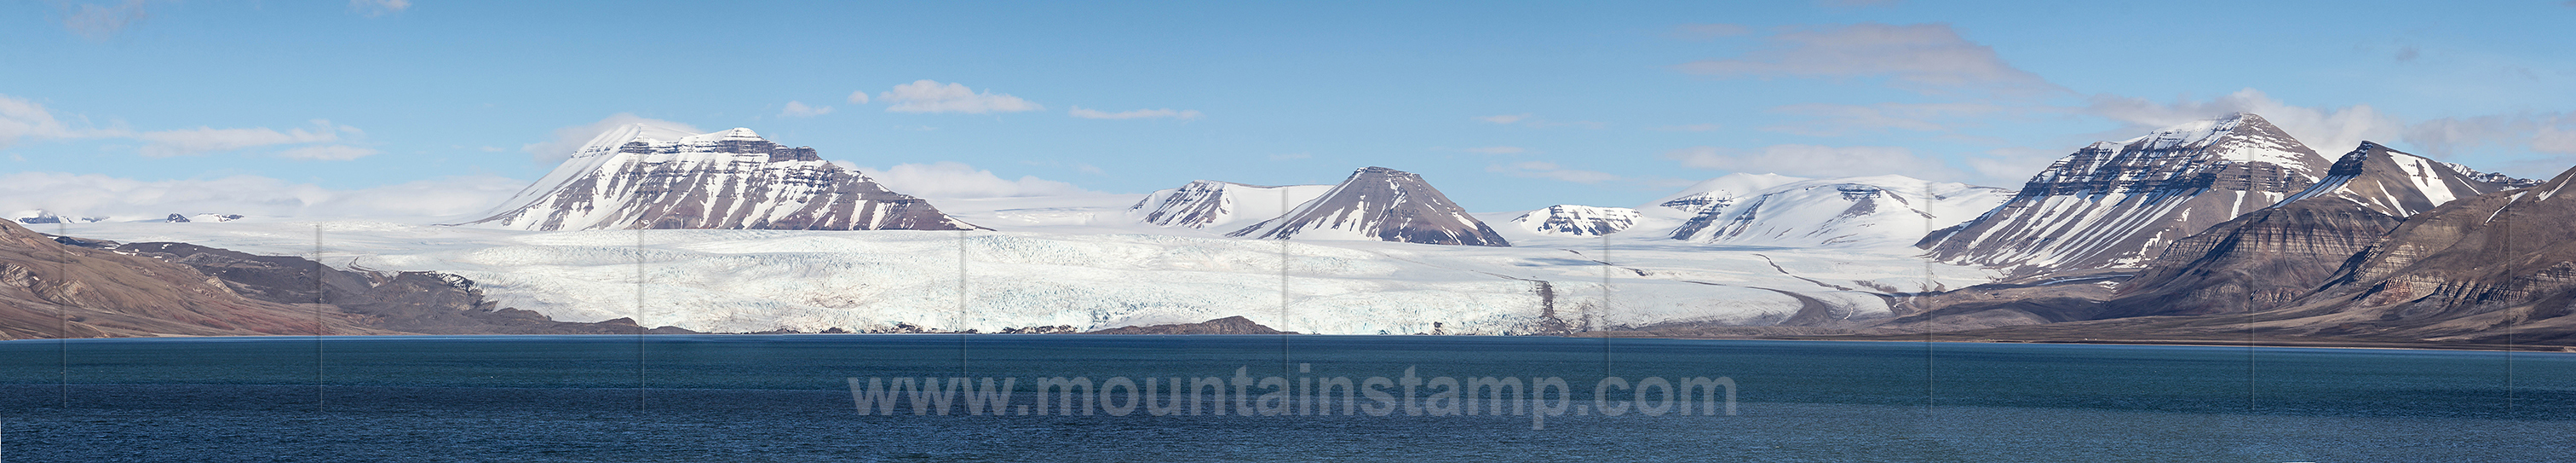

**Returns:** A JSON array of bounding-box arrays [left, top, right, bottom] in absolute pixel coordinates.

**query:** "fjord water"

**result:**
[[0, 335, 2567, 462]]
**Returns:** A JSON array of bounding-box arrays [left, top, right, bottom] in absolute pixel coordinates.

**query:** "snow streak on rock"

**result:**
[[1508, 205, 1642, 237], [1228, 166, 1510, 246], [463, 124, 976, 231], [1920, 113, 2334, 275]]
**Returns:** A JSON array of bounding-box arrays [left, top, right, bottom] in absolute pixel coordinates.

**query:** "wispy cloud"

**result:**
[[1473, 113, 1605, 129], [0, 171, 528, 221], [279, 145, 378, 161], [1669, 23, 1751, 40], [879, 80, 1042, 114], [1486, 160, 1622, 184], [1, 94, 373, 159], [60, 0, 148, 41], [137, 120, 361, 158], [349, 0, 411, 17], [1456, 146, 1527, 154], [1677, 23, 2061, 97], [1069, 107, 1203, 120], [1651, 124, 1723, 132], [0, 95, 85, 148], [1665, 144, 1958, 178], [522, 113, 702, 163], [779, 101, 833, 118], [1762, 102, 2019, 136], [854, 161, 1093, 199], [2086, 89, 2401, 155]]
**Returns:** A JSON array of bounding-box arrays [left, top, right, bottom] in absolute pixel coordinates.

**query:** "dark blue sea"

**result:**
[[1, 335, 2570, 462]]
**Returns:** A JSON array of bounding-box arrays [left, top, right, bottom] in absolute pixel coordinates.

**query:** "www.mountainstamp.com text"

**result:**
[[851, 365, 1734, 430]]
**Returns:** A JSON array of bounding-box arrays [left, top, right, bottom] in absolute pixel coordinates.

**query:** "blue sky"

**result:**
[[5, 0, 2575, 218]]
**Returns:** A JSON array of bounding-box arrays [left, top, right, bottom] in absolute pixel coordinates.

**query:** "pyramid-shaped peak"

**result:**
[[2271, 140, 2510, 217], [1227, 166, 1508, 246]]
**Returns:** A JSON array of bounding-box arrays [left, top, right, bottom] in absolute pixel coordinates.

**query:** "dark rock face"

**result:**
[[1228, 166, 1510, 246], [2102, 142, 2510, 318], [2252, 165, 2576, 343], [462, 125, 978, 232], [1086, 315, 1292, 334], [1921, 113, 2333, 275], [2104, 200, 2403, 318], [114, 242, 697, 335]]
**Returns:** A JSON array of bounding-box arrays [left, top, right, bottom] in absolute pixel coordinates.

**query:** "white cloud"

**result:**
[[1677, 23, 2061, 96], [0, 171, 527, 221], [521, 113, 702, 164], [846, 90, 871, 105], [855, 161, 1090, 200], [879, 80, 1042, 114], [278, 145, 378, 161], [2, 94, 374, 158], [1472, 113, 1605, 129], [1670, 23, 1751, 40], [136, 119, 358, 158], [1486, 161, 1622, 184], [0, 95, 83, 148], [61, 0, 147, 41], [1665, 144, 1958, 178], [1962, 147, 2061, 184], [2085, 89, 2402, 155], [349, 0, 410, 17], [779, 101, 833, 118], [2527, 115, 2576, 154], [1763, 102, 2015, 136], [1068, 107, 1203, 120], [1651, 124, 1723, 132]]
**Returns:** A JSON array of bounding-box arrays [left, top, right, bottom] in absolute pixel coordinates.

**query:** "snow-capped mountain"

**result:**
[[1127, 180, 1332, 229], [1669, 175, 2010, 249], [2240, 163, 2576, 343], [1228, 166, 1510, 246], [165, 213, 244, 223], [2280, 142, 2515, 217], [1920, 113, 2335, 275], [2105, 141, 2510, 317], [459, 124, 977, 231], [1645, 173, 1805, 215], [1507, 205, 1641, 237], [12, 211, 106, 224]]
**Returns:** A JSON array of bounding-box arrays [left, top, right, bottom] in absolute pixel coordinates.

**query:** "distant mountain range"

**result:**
[[14, 115, 2573, 347]]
